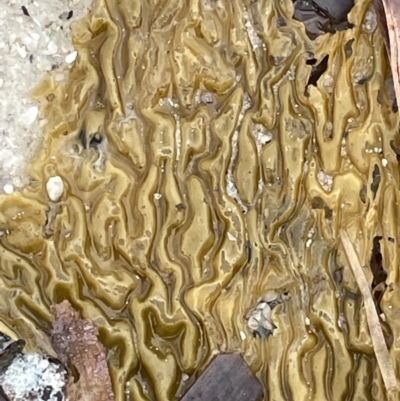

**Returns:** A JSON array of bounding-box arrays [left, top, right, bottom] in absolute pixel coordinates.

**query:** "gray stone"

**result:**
[[180, 353, 263, 401]]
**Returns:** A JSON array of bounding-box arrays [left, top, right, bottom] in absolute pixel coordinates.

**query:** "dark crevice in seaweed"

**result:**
[[359, 185, 367, 203], [344, 39, 354, 59], [78, 129, 87, 149], [89, 133, 103, 149], [370, 236, 387, 288], [370, 236, 387, 313], [306, 55, 329, 91], [370, 164, 381, 200]]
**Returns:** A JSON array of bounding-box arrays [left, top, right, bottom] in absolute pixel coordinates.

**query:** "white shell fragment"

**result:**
[[46, 176, 64, 201], [246, 291, 283, 337], [251, 124, 273, 150], [261, 304, 271, 320], [256, 301, 267, 310], [248, 315, 260, 331]]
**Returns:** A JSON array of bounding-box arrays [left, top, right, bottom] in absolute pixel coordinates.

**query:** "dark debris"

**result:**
[[0, 336, 25, 375], [293, 0, 354, 39], [370, 164, 381, 200], [21, 6, 29, 16], [306, 54, 329, 91], [370, 236, 387, 289]]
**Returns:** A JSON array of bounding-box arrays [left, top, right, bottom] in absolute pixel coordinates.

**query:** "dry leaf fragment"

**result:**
[[51, 301, 115, 401], [339, 230, 399, 397]]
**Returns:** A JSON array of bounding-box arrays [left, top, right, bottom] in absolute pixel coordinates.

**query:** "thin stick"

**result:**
[[339, 229, 399, 395], [381, 0, 400, 109]]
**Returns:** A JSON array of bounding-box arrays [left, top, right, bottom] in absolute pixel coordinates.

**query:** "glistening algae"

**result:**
[[1, 0, 400, 400]]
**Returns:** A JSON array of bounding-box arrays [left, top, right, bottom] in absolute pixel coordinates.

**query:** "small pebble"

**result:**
[[3, 184, 14, 194], [46, 176, 64, 201], [45, 41, 58, 55], [65, 50, 77, 64]]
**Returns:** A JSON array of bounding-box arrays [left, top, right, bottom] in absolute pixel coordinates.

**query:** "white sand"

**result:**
[[0, 0, 92, 193]]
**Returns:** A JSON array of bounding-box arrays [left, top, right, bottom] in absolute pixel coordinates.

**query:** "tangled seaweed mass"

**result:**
[[0, 0, 400, 399]]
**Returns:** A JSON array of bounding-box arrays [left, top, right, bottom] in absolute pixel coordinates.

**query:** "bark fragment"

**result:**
[[51, 301, 115, 401]]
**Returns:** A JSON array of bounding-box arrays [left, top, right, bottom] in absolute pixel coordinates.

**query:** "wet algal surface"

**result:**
[[0, 0, 400, 400]]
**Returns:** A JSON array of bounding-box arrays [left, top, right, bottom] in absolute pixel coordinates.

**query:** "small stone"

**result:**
[[317, 170, 333, 192], [46, 176, 64, 201], [3, 184, 14, 194], [23, 106, 39, 125], [251, 123, 272, 150], [16, 44, 27, 58], [45, 41, 58, 55], [21, 32, 40, 52], [200, 91, 215, 105], [65, 50, 77, 64], [180, 353, 263, 401], [227, 232, 236, 241]]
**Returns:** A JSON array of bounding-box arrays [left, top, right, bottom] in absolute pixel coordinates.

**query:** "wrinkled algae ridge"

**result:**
[[1, 0, 400, 400]]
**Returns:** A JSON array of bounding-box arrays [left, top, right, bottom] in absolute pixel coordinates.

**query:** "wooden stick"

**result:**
[[372, 0, 400, 108], [339, 229, 399, 395]]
